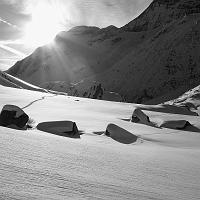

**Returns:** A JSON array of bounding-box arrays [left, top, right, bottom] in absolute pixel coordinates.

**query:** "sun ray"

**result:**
[[23, 1, 66, 47]]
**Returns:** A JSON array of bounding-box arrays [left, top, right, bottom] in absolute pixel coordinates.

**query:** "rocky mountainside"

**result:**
[[165, 84, 200, 109], [40, 80, 123, 102], [122, 0, 200, 31], [7, 0, 200, 103]]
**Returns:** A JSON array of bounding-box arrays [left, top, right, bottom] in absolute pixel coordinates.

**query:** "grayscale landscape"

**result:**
[[0, 0, 200, 199]]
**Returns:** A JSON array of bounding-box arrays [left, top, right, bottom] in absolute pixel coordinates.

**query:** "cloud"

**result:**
[[0, 42, 27, 70], [0, 0, 31, 41], [0, 21, 22, 40], [0, 17, 18, 29], [0, 44, 26, 57], [0, 0, 31, 27]]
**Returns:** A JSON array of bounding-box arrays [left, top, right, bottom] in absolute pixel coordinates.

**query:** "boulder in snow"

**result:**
[[105, 123, 137, 144], [160, 120, 191, 130], [37, 121, 80, 138], [0, 105, 29, 129], [131, 108, 150, 124]]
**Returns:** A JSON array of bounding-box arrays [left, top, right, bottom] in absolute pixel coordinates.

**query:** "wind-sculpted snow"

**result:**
[[0, 86, 200, 199]]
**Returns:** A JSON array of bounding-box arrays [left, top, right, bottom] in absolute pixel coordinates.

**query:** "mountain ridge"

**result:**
[[122, 0, 200, 32], [7, 0, 200, 103]]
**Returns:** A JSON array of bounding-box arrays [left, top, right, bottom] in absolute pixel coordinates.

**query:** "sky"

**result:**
[[0, 0, 152, 70]]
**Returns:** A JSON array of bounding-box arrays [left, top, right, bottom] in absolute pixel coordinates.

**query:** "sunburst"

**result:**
[[23, 1, 65, 47]]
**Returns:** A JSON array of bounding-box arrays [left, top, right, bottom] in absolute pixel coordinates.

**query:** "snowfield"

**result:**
[[0, 85, 200, 200]]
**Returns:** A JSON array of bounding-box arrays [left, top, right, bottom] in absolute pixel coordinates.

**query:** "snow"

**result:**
[[0, 71, 47, 93], [0, 85, 200, 199]]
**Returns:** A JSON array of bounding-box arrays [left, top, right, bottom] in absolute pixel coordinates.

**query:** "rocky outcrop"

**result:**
[[122, 0, 200, 32], [40, 80, 123, 102]]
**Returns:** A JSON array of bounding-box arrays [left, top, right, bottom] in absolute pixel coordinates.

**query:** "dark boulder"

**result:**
[[36, 121, 80, 138], [0, 105, 29, 129], [105, 123, 138, 144], [131, 108, 150, 124], [159, 120, 191, 129]]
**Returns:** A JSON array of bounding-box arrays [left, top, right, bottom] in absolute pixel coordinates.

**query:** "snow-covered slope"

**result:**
[[0, 70, 46, 92], [7, 0, 200, 103], [1, 85, 200, 199]]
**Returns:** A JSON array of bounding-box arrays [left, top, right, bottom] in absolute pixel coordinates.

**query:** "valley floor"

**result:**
[[0, 86, 200, 200]]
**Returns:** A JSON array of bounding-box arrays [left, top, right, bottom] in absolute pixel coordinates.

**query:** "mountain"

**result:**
[[7, 25, 120, 86], [7, 0, 200, 103], [122, 0, 200, 32]]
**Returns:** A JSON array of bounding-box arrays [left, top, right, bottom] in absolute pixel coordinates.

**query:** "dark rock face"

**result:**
[[123, 0, 200, 32], [153, 0, 200, 11], [0, 105, 29, 129], [69, 82, 104, 99], [153, 0, 182, 6]]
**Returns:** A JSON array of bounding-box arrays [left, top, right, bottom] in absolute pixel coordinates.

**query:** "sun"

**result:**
[[23, 2, 65, 47]]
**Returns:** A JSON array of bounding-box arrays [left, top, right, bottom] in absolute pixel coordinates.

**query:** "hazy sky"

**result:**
[[0, 0, 152, 70]]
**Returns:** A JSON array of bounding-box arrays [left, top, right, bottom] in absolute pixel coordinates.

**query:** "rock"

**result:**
[[131, 108, 150, 124], [160, 120, 190, 129], [0, 105, 29, 129], [36, 121, 80, 138], [105, 123, 138, 144]]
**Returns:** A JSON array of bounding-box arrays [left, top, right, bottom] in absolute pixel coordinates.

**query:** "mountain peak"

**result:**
[[122, 0, 200, 32]]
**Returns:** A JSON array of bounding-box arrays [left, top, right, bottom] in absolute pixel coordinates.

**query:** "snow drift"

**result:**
[[0, 85, 200, 199]]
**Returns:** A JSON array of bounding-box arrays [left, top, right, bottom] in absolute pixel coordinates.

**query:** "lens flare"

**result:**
[[23, 1, 65, 47]]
